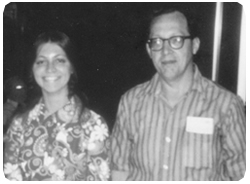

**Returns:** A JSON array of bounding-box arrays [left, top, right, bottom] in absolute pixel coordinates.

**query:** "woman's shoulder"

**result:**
[[78, 108, 109, 140], [79, 108, 106, 125]]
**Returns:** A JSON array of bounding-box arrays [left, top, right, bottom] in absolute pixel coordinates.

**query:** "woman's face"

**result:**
[[32, 42, 73, 96]]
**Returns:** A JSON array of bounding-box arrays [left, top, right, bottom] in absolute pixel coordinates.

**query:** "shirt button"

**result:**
[[165, 137, 171, 143], [163, 165, 168, 170]]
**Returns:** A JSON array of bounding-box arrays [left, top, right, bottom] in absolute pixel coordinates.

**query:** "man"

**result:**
[[3, 76, 27, 127], [3, 76, 27, 143], [110, 8, 245, 180]]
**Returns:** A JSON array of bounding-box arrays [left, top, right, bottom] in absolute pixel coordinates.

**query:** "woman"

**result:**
[[4, 31, 110, 181]]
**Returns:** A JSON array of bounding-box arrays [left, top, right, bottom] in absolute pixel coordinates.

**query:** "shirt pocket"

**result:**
[[182, 132, 213, 169]]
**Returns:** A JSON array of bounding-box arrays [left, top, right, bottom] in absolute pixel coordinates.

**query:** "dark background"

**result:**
[[3, 2, 242, 130]]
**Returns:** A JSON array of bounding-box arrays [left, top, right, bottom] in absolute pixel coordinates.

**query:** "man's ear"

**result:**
[[192, 37, 200, 55], [146, 43, 152, 59]]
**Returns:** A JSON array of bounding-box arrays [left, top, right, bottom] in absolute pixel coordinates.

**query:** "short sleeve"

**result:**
[[81, 110, 111, 181], [221, 96, 246, 180]]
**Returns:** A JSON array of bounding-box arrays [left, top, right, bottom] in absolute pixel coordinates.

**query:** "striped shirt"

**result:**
[[110, 64, 245, 181]]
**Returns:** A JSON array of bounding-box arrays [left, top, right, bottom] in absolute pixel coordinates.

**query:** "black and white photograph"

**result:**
[[2, 2, 246, 181]]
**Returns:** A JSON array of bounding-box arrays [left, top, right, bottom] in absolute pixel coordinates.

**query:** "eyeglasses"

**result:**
[[147, 36, 192, 51]]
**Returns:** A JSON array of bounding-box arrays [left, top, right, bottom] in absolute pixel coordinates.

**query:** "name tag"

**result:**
[[186, 116, 214, 134]]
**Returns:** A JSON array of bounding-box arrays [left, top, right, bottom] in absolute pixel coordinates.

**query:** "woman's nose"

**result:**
[[46, 61, 56, 72]]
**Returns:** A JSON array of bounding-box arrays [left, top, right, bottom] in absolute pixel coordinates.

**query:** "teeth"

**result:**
[[44, 77, 58, 81]]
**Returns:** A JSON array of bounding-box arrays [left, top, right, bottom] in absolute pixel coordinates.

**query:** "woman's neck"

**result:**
[[42, 92, 69, 116]]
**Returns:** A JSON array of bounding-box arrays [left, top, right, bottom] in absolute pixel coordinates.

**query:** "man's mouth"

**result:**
[[161, 60, 176, 65]]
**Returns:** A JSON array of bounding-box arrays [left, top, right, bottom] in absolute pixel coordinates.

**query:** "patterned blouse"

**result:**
[[4, 96, 110, 181]]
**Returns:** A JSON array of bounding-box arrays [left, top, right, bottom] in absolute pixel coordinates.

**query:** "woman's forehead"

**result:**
[[36, 42, 65, 56]]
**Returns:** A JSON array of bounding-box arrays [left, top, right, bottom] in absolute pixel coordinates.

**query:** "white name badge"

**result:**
[[186, 116, 214, 134]]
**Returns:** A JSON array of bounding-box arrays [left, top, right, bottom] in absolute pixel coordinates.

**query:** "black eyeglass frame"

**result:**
[[147, 36, 193, 51]]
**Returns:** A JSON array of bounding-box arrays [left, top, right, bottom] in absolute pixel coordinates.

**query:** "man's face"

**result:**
[[146, 11, 200, 83]]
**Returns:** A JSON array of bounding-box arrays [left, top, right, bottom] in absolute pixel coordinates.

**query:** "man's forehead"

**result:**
[[150, 11, 189, 34], [155, 11, 187, 26]]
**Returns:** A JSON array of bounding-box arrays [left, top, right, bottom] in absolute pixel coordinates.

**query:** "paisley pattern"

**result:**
[[4, 96, 110, 181]]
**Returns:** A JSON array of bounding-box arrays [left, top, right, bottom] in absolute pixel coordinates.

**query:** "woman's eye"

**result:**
[[35, 60, 45, 65], [57, 58, 66, 63]]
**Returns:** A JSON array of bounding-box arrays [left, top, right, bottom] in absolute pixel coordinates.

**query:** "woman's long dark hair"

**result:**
[[15, 30, 88, 116]]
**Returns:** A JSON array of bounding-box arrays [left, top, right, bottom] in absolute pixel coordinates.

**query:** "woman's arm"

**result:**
[[82, 110, 110, 181]]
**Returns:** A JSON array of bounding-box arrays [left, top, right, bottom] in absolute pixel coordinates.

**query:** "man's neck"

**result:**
[[160, 70, 194, 107]]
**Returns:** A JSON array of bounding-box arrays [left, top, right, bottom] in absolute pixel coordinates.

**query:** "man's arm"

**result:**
[[110, 96, 131, 180], [111, 170, 129, 181], [222, 96, 246, 180]]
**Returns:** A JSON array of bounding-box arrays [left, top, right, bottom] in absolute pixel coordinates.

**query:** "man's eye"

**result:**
[[173, 37, 182, 43], [151, 39, 161, 45]]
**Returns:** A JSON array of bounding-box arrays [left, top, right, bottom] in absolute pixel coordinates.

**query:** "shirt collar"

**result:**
[[39, 95, 79, 115], [137, 63, 204, 98], [136, 73, 160, 98], [190, 64, 204, 93]]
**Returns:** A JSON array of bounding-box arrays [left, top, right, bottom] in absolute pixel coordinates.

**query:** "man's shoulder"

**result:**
[[3, 101, 16, 111], [122, 80, 151, 100], [202, 76, 242, 102]]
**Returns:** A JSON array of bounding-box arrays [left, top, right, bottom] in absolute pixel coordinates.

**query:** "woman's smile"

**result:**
[[43, 76, 60, 82]]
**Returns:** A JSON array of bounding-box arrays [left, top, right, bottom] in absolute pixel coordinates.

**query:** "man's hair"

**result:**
[[4, 76, 27, 103], [147, 6, 200, 38]]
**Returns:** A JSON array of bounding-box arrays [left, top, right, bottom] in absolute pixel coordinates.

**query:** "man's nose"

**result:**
[[162, 41, 173, 55]]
